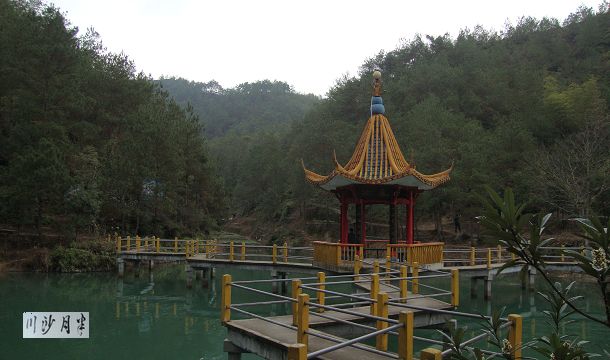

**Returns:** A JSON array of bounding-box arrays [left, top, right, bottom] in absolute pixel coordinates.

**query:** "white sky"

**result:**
[[50, 0, 602, 96]]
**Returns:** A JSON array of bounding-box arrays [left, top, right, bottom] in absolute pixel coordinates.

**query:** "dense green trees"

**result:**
[[1, 0, 608, 243], [0, 0, 224, 239], [160, 4, 609, 238]]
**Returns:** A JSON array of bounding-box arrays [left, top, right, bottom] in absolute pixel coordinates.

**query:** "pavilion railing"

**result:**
[[313, 241, 444, 269], [387, 242, 445, 265], [312, 242, 363, 267]]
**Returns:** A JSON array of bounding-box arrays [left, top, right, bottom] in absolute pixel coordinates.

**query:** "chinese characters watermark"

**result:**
[[23, 312, 89, 338]]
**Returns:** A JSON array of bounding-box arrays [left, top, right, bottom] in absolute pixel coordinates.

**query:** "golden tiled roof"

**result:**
[[302, 113, 452, 191]]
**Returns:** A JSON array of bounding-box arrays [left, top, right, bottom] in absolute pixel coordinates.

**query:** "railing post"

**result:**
[[370, 274, 379, 315], [412, 262, 419, 294], [561, 244, 565, 262], [376, 292, 389, 351], [487, 248, 492, 269], [440, 245, 444, 264], [354, 254, 361, 281], [451, 269, 460, 307], [420, 348, 442, 360], [195, 239, 199, 254], [136, 235, 141, 252], [400, 265, 408, 303], [156, 237, 160, 253], [174, 237, 178, 253], [221, 274, 231, 323], [292, 279, 302, 326], [287, 343, 307, 360], [398, 311, 414, 360], [271, 244, 277, 264], [373, 259, 380, 274], [335, 244, 341, 266], [508, 314, 523, 359], [127, 236, 131, 251], [229, 241, 234, 262], [297, 293, 309, 346], [385, 256, 391, 281], [116, 236, 121, 253], [317, 272, 325, 313], [470, 247, 475, 266], [497, 245, 502, 263], [386, 244, 390, 259], [241, 242, 246, 261], [283, 242, 288, 263]]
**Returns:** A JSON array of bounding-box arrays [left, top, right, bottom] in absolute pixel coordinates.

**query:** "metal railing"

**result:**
[[220, 260, 524, 360]]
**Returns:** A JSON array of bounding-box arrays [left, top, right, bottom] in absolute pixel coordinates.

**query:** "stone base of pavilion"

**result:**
[[313, 241, 444, 273]]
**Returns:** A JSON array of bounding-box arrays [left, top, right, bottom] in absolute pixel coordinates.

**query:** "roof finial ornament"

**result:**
[[372, 69, 382, 96], [370, 69, 385, 115]]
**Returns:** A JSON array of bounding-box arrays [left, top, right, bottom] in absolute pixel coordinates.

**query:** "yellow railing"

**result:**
[[313, 241, 444, 269], [116, 236, 313, 264], [312, 242, 364, 268], [220, 268, 523, 360], [115, 236, 219, 257], [312, 241, 340, 266], [388, 242, 445, 265]]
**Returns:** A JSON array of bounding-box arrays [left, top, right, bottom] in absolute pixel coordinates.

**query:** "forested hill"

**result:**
[[0, 0, 225, 239], [158, 78, 319, 138], [206, 5, 609, 240], [0, 0, 608, 244]]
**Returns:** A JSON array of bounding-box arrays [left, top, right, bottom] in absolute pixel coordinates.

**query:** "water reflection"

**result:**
[[1, 267, 607, 359]]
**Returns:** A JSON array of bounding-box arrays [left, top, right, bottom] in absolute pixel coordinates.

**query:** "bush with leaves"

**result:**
[[440, 187, 607, 359], [478, 187, 609, 328]]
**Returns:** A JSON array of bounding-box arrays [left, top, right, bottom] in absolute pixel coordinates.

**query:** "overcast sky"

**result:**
[[50, 0, 602, 96]]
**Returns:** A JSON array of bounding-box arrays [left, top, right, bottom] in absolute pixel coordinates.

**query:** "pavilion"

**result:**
[[302, 70, 452, 248]]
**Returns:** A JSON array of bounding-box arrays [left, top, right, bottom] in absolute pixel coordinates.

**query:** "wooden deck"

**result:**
[[227, 319, 389, 360], [225, 280, 453, 359]]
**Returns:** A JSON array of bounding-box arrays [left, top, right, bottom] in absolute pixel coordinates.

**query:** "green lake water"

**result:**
[[0, 265, 607, 359]]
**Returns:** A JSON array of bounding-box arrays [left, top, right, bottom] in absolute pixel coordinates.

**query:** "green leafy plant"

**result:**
[[478, 186, 610, 328], [441, 307, 532, 360], [532, 334, 593, 360]]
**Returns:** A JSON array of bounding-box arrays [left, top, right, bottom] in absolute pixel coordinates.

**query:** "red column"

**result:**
[[407, 191, 414, 244], [360, 201, 366, 244], [340, 199, 348, 243]]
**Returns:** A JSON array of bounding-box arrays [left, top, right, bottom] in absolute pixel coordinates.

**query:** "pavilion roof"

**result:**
[[302, 71, 452, 192]]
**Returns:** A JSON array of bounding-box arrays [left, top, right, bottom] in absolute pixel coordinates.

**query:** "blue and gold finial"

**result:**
[[371, 69, 385, 115]]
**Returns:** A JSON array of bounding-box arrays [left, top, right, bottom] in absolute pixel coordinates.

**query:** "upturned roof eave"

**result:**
[[303, 165, 452, 192]]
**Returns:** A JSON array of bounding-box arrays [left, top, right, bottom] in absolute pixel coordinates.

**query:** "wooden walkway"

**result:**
[[225, 283, 453, 359], [187, 254, 317, 273]]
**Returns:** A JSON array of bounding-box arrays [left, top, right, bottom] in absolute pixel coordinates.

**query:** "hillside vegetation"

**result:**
[[161, 4, 608, 241], [0, 0, 225, 241], [0, 0, 608, 246]]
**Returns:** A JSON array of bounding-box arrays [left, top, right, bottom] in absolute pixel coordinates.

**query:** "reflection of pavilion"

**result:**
[[114, 274, 218, 334], [303, 71, 452, 247]]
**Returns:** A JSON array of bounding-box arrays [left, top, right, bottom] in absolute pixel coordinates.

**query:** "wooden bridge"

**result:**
[[116, 236, 580, 295], [219, 265, 522, 360], [114, 236, 585, 359]]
